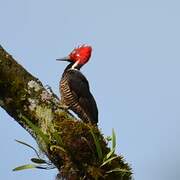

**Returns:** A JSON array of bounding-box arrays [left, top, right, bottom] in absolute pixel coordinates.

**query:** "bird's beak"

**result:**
[[56, 56, 70, 62]]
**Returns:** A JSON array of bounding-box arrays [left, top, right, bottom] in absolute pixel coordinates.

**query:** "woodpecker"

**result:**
[[57, 45, 98, 124]]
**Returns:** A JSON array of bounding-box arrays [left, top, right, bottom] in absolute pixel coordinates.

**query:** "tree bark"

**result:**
[[0, 45, 132, 180]]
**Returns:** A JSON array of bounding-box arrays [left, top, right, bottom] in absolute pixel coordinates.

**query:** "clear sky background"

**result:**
[[0, 0, 180, 180]]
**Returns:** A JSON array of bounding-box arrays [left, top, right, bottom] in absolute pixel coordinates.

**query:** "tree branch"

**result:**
[[0, 45, 132, 180]]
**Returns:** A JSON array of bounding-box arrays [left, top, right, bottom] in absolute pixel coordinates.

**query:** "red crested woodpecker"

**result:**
[[57, 45, 98, 124]]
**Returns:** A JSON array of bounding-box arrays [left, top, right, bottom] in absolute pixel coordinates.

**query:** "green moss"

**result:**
[[44, 119, 132, 179]]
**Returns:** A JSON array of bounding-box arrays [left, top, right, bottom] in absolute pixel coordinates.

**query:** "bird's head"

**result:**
[[57, 44, 92, 68]]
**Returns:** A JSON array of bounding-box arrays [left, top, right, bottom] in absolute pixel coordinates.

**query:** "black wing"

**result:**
[[66, 69, 98, 123]]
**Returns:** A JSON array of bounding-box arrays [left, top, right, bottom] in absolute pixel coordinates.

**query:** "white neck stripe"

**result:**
[[71, 60, 80, 69]]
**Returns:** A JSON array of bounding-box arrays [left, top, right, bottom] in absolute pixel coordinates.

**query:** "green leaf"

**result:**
[[101, 156, 118, 167], [104, 147, 115, 162], [21, 115, 50, 145], [89, 127, 103, 161], [15, 139, 40, 158], [112, 128, 116, 151], [13, 164, 37, 171], [103, 129, 117, 162], [106, 167, 131, 174], [31, 158, 47, 164]]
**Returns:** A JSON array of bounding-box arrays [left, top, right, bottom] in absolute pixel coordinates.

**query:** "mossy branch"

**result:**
[[0, 45, 132, 180]]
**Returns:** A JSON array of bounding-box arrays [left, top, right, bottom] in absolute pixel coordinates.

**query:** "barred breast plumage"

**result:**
[[60, 66, 98, 124], [57, 44, 98, 124]]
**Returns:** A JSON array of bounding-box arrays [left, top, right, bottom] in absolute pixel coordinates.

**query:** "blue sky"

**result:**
[[0, 0, 180, 179]]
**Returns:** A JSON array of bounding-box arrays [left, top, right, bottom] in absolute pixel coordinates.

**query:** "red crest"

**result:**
[[69, 45, 92, 65]]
